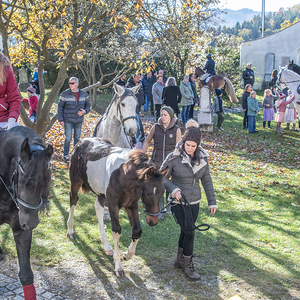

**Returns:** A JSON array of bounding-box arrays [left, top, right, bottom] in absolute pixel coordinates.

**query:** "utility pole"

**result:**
[[261, 0, 265, 37]]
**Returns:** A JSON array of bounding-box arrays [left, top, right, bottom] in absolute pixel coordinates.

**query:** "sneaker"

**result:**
[[64, 155, 70, 162], [220, 127, 224, 131]]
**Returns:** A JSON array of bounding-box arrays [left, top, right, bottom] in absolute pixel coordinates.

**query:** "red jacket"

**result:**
[[0, 66, 20, 122], [22, 94, 39, 117]]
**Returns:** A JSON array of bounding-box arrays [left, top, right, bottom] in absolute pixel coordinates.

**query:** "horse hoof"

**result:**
[[104, 250, 113, 256], [115, 270, 124, 277], [67, 233, 74, 240]]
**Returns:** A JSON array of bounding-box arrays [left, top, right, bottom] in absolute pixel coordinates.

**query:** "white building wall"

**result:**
[[240, 22, 300, 89]]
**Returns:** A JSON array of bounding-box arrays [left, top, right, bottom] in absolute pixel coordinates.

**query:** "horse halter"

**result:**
[[116, 93, 137, 125], [0, 145, 46, 211], [277, 68, 300, 91]]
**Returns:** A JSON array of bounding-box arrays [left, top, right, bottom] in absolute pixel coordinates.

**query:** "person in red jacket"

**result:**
[[0, 53, 20, 129], [275, 93, 295, 134], [22, 86, 39, 122]]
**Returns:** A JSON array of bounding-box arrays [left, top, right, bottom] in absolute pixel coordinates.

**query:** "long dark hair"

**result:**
[[180, 142, 201, 167], [243, 84, 251, 94]]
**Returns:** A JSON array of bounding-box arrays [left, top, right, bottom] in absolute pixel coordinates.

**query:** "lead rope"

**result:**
[[160, 194, 210, 232]]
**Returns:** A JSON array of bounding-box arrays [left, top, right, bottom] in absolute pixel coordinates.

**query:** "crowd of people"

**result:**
[[241, 81, 297, 134], [116, 69, 200, 127]]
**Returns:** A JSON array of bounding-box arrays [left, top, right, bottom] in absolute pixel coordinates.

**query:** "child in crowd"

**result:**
[[275, 92, 295, 134], [211, 88, 224, 131], [247, 91, 259, 133], [262, 89, 275, 129], [285, 90, 297, 130], [22, 86, 39, 122]]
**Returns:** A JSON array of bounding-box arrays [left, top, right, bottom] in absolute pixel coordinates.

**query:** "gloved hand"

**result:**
[[3, 118, 16, 130]]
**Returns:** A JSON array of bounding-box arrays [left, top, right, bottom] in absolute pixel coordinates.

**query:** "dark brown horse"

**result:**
[[67, 138, 168, 277], [195, 67, 239, 104], [0, 126, 53, 300]]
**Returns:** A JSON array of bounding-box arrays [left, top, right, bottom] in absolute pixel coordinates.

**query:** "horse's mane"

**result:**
[[128, 150, 149, 166], [20, 150, 50, 191], [103, 89, 137, 121]]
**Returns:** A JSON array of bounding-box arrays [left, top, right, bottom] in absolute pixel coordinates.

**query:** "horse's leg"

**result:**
[[123, 207, 142, 261], [94, 195, 113, 256], [67, 175, 82, 239], [13, 229, 37, 300], [109, 206, 124, 277]]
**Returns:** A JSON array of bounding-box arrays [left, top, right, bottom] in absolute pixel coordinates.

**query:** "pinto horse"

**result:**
[[93, 82, 140, 148], [0, 126, 53, 300], [67, 138, 168, 277], [195, 67, 239, 104]]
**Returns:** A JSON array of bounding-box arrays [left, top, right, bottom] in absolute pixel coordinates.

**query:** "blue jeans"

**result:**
[[143, 95, 149, 112], [248, 116, 256, 133], [181, 105, 191, 125], [64, 122, 82, 156]]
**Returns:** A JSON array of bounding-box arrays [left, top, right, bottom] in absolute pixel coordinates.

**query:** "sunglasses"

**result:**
[[69, 82, 77, 85]]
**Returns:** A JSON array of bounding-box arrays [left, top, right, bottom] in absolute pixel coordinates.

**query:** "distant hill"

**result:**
[[221, 8, 260, 28]]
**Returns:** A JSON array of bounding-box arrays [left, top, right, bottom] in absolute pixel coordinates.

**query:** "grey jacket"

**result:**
[[212, 96, 223, 113], [180, 80, 193, 106], [152, 82, 164, 105], [58, 89, 90, 124], [262, 96, 274, 109], [160, 146, 217, 208]]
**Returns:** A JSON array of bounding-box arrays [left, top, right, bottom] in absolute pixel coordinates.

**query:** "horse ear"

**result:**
[[137, 166, 155, 180], [129, 84, 140, 94], [113, 82, 125, 96], [20, 138, 31, 163], [160, 166, 169, 177], [44, 144, 53, 159]]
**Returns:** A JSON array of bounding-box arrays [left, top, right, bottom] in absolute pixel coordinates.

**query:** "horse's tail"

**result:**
[[224, 77, 239, 104]]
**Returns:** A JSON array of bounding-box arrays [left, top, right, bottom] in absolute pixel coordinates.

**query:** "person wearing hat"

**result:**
[[242, 62, 255, 87], [285, 90, 297, 130], [142, 106, 181, 217], [203, 53, 215, 75], [211, 88, 224, 131], [22, 86, 39, 122], [161, 126, 217, 281], [275, 92, 295, 133]]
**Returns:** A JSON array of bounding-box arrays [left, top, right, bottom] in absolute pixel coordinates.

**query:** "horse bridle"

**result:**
[[0, 145, 46, 211], [277, 69, 300, 92], [117, 99, 137, 125]]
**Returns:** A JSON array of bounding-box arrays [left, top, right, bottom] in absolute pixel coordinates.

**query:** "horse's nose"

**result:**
[[128, 128, 136, 137]]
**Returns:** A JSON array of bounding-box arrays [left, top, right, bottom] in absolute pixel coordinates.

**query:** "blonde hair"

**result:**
[[264, 89, 271, 97], [250, 91, 256, 98], [0, 53, 12, 85], [186, 119, 199, 128]]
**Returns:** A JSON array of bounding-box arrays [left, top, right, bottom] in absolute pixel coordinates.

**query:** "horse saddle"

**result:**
[[200, 74, 214, 85]]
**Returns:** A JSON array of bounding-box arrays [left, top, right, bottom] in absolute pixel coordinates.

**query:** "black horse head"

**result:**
[[16, 138, 53, 230]]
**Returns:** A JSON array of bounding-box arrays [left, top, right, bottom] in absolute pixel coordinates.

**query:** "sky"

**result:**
[[219, 0, 300, 12]]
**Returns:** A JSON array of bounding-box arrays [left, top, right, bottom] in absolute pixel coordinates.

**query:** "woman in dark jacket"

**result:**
[[162, 77, 181, 116], [161, 126, 217, 281], [269, 69, 278, 94], [242, 84, 252, 129], [142, 106, 181, 217], [189, 73, 199, 119]]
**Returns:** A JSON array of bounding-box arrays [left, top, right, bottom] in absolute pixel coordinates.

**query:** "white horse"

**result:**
[[93, 83, 140, 148], [277, 67, 300, 129]]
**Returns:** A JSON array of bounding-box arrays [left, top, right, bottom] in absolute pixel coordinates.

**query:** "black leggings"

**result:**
[[171, 203, 199, 256]]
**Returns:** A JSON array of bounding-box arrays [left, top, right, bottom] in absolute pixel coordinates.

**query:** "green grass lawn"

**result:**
[[1, 111, 300, 299]]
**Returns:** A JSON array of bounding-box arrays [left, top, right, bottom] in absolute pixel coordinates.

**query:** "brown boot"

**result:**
[[174, 247, 184, 269], [183, 255, 201, 281], [285, 123, 290, 130], [292, 123, 296, 130]]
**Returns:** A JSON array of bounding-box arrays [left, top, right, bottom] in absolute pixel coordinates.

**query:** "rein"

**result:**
[[144, 194, 211, 232], [0, 145, 46, 211]]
